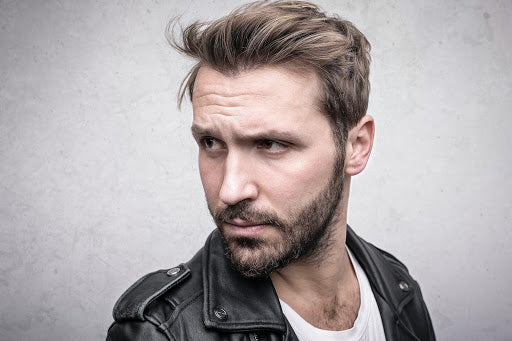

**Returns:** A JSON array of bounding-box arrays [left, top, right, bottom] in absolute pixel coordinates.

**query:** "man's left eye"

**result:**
[[257, 139, 288, 153]]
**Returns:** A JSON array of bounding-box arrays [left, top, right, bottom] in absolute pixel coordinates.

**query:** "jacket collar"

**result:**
[[345, 225, 415, 314], [202, 230, 287, 332]]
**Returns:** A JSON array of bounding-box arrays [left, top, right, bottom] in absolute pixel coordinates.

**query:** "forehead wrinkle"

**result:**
[[193, 98, 324, 135], [194, 91, 259, 100], [193, 91, 268, 108], [196, 105, 245, 118]]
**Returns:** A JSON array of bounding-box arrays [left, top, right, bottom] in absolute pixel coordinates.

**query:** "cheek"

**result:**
[[268, 149, 337, 200], [262, 159, 332, 203], [198, 156, 222, 200]]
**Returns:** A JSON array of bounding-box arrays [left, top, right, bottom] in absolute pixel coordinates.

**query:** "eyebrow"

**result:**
[[191, 124, 301, 143], [191, 125, 215, 137]]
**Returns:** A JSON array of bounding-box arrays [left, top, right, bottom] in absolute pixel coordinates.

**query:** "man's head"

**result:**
[[173, 1, 374, 278]]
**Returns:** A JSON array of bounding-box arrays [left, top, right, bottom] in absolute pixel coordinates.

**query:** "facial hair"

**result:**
[[209, 156, 345, 278]]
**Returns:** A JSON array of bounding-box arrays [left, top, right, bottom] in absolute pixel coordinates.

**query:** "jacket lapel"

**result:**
[[346, 225, 417, 340]]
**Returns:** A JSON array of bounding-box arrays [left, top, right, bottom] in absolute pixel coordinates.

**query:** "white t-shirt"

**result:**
[[279, 247, 386, 340]]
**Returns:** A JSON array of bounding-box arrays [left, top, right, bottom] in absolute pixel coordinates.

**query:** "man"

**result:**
[[107, 1, 435, 340]]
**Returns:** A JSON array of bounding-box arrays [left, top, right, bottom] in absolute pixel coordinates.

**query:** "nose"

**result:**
[[219, 151, 258, 205]]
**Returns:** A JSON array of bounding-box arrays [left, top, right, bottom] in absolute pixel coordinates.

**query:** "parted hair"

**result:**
[[169, 0, 371, 145]]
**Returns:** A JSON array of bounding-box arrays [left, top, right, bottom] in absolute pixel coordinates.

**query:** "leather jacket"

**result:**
[[107, 227, 436, 340]]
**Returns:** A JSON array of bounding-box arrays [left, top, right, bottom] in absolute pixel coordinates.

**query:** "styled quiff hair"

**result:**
[[170, 0, 371, 147]]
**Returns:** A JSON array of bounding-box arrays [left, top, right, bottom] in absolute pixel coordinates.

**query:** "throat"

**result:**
[[279, 288, 361, 331], [317, 293, 361, 330]]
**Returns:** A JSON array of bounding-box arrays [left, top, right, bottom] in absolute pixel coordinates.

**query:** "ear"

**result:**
[[344, 115, 375, 176]]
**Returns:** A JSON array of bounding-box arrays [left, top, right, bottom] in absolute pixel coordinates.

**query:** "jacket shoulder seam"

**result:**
[[113, 264, 191, 321]]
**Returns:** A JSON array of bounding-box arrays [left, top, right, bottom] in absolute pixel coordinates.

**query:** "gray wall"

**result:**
[[1, 0, 511, 340]]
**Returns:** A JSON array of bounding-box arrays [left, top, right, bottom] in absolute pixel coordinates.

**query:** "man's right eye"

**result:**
[[200, 137, 223, 150]]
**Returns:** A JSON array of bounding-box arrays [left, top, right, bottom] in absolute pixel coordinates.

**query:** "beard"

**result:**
[[209, 155, 345, 278]]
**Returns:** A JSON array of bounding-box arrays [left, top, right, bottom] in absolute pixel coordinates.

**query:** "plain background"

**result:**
[[1, 0, 511, 340]]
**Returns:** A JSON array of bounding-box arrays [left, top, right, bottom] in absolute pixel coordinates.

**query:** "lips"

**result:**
[[226, 218, 266, 227], [224, 218, 270, 237]]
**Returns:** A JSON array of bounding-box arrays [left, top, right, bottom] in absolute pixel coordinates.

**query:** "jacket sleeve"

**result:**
[[106, 320, 169, 341]]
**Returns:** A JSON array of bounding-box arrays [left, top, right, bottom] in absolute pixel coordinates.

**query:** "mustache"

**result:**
[[213, 201, 284, 230]]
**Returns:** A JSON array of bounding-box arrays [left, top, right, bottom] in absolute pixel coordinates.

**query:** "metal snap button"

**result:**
[[398, 281, 410, 292], [167, 267, 180, 276], [213, 307, 228, 320]]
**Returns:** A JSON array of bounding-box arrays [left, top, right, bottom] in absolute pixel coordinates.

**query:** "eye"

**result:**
[[200, 137, 224, 151], [256, 139, 288, 153]]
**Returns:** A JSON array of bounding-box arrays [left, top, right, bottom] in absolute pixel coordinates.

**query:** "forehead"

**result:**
[[191, 66, 326, 131], [194, 65, 320, 98]]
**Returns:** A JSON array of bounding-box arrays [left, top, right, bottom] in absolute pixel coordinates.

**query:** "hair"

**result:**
[[168, 0, 371, 148]]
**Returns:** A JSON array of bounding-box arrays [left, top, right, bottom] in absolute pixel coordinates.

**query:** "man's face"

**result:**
[[192, 65, 344, 277]]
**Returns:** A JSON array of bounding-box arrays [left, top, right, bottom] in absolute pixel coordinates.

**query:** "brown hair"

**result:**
[[169, 0, 371, 147]]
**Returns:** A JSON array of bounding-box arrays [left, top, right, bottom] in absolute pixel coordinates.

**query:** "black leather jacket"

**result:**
[[107, 227, 436, 340]]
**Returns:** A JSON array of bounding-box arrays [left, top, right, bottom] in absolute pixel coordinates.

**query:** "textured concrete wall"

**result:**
[[1, 0, 511, 340]]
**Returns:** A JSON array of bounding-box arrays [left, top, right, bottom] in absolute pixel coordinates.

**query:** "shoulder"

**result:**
[[107, 250, 205, 340], [112, 264, 193, 321]]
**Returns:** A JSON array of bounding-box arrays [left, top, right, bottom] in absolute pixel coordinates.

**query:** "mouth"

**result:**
[[223, 218, 271, 237]]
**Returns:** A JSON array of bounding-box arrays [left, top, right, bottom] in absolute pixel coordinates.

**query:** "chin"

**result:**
[[223, 234, 289, 278]]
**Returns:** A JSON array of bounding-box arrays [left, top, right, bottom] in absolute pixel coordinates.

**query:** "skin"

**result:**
[[192, 65, 374, 330]]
